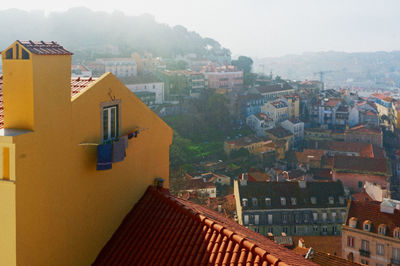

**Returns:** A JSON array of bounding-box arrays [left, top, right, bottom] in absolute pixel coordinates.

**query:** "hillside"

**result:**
[[255, 51, 400, 89], [0, 8, 230, 61]]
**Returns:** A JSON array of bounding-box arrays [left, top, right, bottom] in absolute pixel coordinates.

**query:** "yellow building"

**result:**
[[224, 135, 271, 156], [0, 40, 172, 266], [283, 94, 300, 118]]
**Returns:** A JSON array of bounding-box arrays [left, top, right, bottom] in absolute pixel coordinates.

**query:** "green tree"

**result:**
[[232, 56, 253, 73]]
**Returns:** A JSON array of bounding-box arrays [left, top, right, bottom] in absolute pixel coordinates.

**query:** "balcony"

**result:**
[[359, 249, 370, 258], [391, 258, 400, 266]]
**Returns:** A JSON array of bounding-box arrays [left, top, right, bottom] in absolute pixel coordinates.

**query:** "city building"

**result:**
[[203, 64, 243, 92], [240, 92, 266, 118], [132, 91, 156, 106], [262, 99, 289, 122], [234, 180, 347, 237], [224, 135, 271, 156], [93, 186, 314, 266], [157, 70, 207, 100], [332, 155, 390, 193], [71, 63, 92, 78], [282, 94, 300, 118], [126, 82, 165, 104], [342, 198, 400, 266], [92, 57, 138, 77], [246, 113, 275, 137], [256, 83, 295, 100], [281, 118, 304, 148], [344, 124, 383, 148], [0, 40, 172, 266]]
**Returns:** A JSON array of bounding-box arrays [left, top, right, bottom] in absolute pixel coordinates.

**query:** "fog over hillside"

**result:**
[[0, 7, 230, 61]]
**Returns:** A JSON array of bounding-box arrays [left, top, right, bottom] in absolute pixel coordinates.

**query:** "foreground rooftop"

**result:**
[[94, 186, 315, 265]]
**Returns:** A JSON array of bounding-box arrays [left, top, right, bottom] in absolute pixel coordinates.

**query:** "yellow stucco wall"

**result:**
[[1, 41, 172, 266]]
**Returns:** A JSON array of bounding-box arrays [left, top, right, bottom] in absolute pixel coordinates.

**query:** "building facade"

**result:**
[[126, 82, 165, 104], [234, 180, 347, 237], [342, 199, 400, 266], [0, 40, 172, 266]]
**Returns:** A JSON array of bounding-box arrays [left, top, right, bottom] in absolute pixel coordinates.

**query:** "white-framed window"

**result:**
[[393, 247, 400, 260], [363, 222, 371, 231], [242, 198, 248, 207], [394, 228, 400, 238], [313, 212, 318, 221], [339, 196, 345, 204], [252, 198, 258, 207], [254, 215, 259, 225], [322, 213, 327, 221], [361, 240, 370, 251], [102, 105, 119, 141], [280, 197, 286, 206], [329, 196, 334, 204], [311, 197, 317, 204], [331, 212, 337, 221], [244, 215, 249, 225], [347, 236, 354, 247], [291, 197, 297, 205], [268, 214, 273, 224], [282, 214, 288, 223], [378, 225, 386, 235], [265, 197, 271, 206], [376, 243, 384, 256]]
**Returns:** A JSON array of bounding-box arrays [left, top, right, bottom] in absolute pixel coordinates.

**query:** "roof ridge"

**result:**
[[148, 186, 290, 265]]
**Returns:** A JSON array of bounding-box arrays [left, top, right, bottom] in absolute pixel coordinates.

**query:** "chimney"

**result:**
[[2, 40, 72, 131]]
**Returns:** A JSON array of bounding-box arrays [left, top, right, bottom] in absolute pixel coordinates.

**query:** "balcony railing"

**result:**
[[359, 249, 370, 257], [391, 258, 400, 266]]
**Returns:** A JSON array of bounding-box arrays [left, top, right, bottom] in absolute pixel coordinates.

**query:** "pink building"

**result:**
[[203, 64, 243, 92], [332, 155, 389, 193]]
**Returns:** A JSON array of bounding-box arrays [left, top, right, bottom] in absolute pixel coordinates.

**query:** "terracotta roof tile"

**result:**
[[93, 186, 316, 266], [346, 199, 400, 238], [333, 155, 388, 175], [18, 40, 73, 55], [0, 76, 96, 129]]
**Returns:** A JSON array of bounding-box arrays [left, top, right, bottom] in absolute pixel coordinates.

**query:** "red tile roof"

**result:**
[[333, 155, 388, 175], [351, 191, 373, 202], [185, 178, 216, 190], [346, 199, 400, 237], [0, 76, 96, 129], [293, 247, 361, 266], [17, 40, 73, 55], [94, 186, 316, 266], [347, 124, 381, 134]]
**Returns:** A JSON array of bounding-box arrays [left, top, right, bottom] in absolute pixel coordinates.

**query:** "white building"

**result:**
[[71, 64, 92, 78], [96, 58, 137, 78], [127, 82, 164, 104], [281, 118, 304, 148], [246, 113, 275, 137], [261, 100, 289, 122]]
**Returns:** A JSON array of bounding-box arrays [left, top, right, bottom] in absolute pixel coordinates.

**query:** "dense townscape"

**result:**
[[1, 5, 400, 266]]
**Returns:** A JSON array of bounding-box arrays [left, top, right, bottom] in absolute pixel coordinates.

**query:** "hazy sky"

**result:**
[[1, 0, 400, 57]]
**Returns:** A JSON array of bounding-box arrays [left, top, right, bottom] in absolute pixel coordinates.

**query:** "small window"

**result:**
[[313, 212, 318, 221], [331, 212, 337, 221], [16, 44, 19, 59], [363, 221, 371, 231], [252, 198, 258, 207], [394, 227, 400, 238], [22, 49, 30, 60], [311, 197, 317, 204], [347, 236, 354, 247], [265, 197, 271, 206], [322, 212, 327, 221], [254, 215, 259, 225], [102, 105, 119, 141], [328, 196, 334, 204], [378, 224, 387, 235], [242, 198, 248, 207], [244, 215, 249, 225], [280, 197, 286, 206], [358, 181, 363, 188], [5, 48, 13, 59], [291, 197, 297, 205], [376, 243, 385, 256], [268, 214, 273, 224], [339, 196, 345, 204], [282, 213, 288, 223]]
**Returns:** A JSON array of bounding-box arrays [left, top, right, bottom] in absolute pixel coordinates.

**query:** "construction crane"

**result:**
[[313, 70, 334, 90]]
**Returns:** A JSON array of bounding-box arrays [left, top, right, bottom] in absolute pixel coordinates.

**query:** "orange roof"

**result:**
[[0, 76, 96, 129], [16, 40, 73, 55], [347, 124, 381, 134], [324, 99, 339, 107], [94, 186, 315, 265], [293, 247, 361, 266]]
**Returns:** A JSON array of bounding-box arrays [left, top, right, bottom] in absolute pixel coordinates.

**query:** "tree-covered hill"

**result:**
[[0, 7, 230, 61]]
